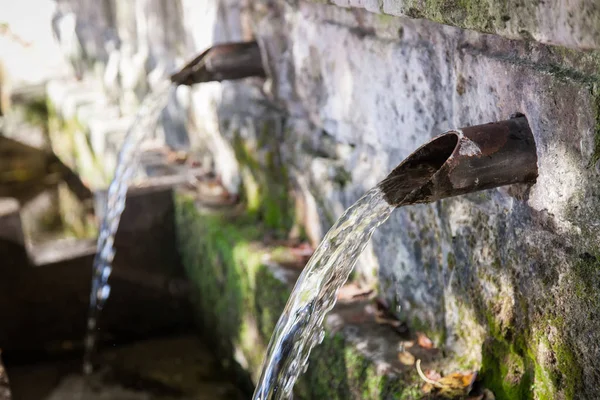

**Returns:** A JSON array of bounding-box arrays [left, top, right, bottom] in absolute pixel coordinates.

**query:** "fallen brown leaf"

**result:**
[[437, 371, 477, 390], [398, 351, 416, 366], [417, 332, 434, 349], [425, 369, 442, 382], [417, 360, 478, 399]]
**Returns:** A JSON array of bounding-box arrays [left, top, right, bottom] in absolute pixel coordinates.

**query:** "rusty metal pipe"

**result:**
[[379, 115, 538, 207], [170, 41, 266, 86]]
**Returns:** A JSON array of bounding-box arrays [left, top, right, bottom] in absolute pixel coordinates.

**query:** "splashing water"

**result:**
[[83, 81, 175, 375], [253, 186, 395, 400]]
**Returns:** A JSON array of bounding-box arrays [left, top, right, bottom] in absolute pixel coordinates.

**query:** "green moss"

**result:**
[[231, 122, 294, 233], [376, 13, 396, 26], [551, 341, 582, 400], [175, 193, 296, 382], [296, 333, 413, 399], [402, 0, 511, 34], [332, 165, 352, 188], [175, 193, 414, 399], [23, 97, 49, 129], [480, 337, 533, 400]]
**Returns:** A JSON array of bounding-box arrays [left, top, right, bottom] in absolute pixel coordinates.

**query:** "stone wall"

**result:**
[[46, 0, 600, 398]]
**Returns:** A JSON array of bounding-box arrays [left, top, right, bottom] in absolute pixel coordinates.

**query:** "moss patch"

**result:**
[[23, 97, 50, 129], [295, 333, 417, 399], [480, 337, 533, 400], [175, 193, 293, 383], [174, 192, 412, 399], [230, 119, 294, 234]]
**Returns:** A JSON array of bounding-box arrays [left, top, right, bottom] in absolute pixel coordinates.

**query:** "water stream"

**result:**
[[83, 81, 174, 375], [252, 186, 396, 400]]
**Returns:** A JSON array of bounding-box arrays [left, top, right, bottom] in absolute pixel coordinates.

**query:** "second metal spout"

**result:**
[[170, 41, 266, 86], [379, 116, 538, 207]]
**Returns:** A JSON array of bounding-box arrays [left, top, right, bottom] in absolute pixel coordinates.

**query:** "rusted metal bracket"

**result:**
[[379, 115, 538, 207], [170, 41, 266, 86]]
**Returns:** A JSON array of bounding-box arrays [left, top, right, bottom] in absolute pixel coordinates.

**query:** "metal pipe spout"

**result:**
[[379, 115, 538, 207], [170, 41, 266, 86]]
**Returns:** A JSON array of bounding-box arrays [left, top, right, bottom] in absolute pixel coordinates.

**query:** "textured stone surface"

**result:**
[[254, 5, 600, 398], [173, 192, 438, 399], [322, 0, 600, 50], [38, 0, 600, 398]]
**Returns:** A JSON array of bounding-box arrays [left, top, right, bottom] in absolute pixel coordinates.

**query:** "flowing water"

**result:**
[[253, 186, 395, 400], [83, 81, 175, 375]]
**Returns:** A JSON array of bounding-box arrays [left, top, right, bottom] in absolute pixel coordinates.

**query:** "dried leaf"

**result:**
[[401, 340, 415, 349], [417, 360, 477, 399], [425, 369, 442, 382], [398, 351, 416, 366], [439, 371, 476, 387], [435, 372, 477, 398], [417, 332, 434, 349]]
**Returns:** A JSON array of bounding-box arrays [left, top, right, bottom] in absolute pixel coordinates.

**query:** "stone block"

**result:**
[[0, 185, 190, 354]]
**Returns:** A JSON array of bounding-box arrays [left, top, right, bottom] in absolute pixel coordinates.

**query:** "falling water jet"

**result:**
[[252, 115, 538, 400], [83, 40, 267, 377]]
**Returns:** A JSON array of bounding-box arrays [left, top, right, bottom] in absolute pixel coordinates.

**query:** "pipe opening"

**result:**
[[379, 133, 458, 206]]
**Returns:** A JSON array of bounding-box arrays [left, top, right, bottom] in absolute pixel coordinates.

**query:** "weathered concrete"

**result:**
[[323, 0, 600, 50], [35, 0, 600, 398], [0, 185, 190, 354]]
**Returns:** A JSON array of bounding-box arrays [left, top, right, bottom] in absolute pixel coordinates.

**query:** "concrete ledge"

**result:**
[[0, 185, 191, 354]]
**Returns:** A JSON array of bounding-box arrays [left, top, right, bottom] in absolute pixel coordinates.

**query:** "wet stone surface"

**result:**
[[6, 335, 245, 400]]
